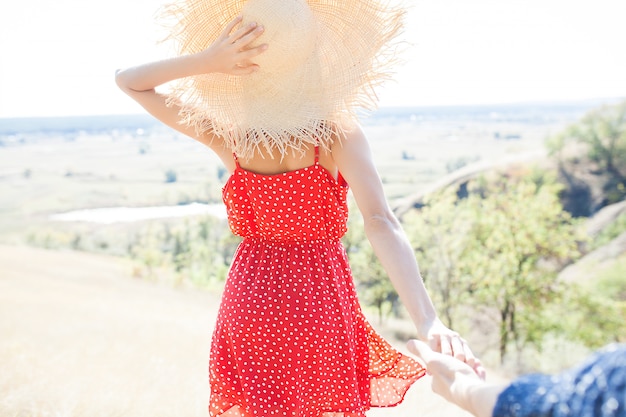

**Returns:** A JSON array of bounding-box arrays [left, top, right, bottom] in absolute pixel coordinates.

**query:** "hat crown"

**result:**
[[242, 0, 317, 73]]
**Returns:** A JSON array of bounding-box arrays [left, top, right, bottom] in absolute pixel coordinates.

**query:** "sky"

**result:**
[[0, 0, 625, 118]]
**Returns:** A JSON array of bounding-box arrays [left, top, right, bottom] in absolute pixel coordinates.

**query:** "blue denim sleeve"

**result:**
[[493, 344, 626, 417]]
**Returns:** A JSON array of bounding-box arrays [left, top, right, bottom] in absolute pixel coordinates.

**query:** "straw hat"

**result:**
[[160, 0, 405, 159]]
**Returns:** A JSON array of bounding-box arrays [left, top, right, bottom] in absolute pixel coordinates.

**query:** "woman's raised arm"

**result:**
[[115, 17, 267, 154]]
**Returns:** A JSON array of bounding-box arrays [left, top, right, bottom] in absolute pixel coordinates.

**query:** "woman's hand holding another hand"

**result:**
[[418, 317, 486, 379], [407, 340, 499, 417]]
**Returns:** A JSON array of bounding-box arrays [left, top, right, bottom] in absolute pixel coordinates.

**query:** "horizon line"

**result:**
[[1, 96, 624, 121]]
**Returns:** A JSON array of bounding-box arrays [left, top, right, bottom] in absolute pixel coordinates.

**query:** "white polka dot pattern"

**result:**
[[212, 151, 425, 416], [222, 161, 348, 242]]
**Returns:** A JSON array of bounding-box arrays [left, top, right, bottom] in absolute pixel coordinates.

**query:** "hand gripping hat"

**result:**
[[160, 0, 405, 159]]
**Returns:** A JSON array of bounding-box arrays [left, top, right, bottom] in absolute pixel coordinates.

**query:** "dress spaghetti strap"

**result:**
[[232, 152, 240, 168]]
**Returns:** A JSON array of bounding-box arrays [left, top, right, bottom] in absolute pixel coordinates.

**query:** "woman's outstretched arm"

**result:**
[[331, 125, 484, 376], [115, 17, 266, 159]]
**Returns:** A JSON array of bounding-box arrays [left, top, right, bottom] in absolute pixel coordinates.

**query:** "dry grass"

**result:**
[[0, 245, 488, 417], [0, 245, 215, 417]]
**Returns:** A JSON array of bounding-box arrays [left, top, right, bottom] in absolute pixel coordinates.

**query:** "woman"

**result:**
[[116, 0, 483, 415]]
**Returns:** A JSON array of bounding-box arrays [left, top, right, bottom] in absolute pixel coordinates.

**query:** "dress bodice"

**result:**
[[221, 150, 349, 242]]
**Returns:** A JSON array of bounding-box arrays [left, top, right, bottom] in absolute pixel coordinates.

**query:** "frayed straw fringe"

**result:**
[[170, 97, 349, 160], [158, 0, 407, 160]]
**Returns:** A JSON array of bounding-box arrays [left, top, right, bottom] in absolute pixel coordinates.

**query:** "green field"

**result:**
[[0, 114, 555, 241]]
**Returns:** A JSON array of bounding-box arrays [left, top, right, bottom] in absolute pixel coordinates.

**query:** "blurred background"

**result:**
[[1, 0, 625, 416]]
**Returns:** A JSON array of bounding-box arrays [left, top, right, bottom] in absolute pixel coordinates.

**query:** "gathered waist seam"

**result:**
[[241, 237, 342, 245]]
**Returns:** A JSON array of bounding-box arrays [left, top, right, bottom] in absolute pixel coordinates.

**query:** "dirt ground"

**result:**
[[0, 245, 480, 417]]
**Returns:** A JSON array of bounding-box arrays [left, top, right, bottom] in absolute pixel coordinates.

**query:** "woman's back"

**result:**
[[234, 142, 339, 179], [223, 144, 349, 242]]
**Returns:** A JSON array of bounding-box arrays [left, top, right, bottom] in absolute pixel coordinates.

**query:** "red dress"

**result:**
[[210, 147, 425, 416]]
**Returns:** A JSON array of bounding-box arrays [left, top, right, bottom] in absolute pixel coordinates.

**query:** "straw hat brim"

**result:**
[[160, 0, 405, 159]]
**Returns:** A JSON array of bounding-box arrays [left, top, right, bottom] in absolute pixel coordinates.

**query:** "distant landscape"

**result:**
[[0, 99, 607, 134], [0, 99, 609, 219]]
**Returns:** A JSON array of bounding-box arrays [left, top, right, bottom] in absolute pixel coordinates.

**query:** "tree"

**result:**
[[405, 172, 584, 363], [350, 243, 398, 324], [128, 215, 236, 286], [463, 175, 582, 362], [404, 188, 474, 329], [548, 100, 626, 209]]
